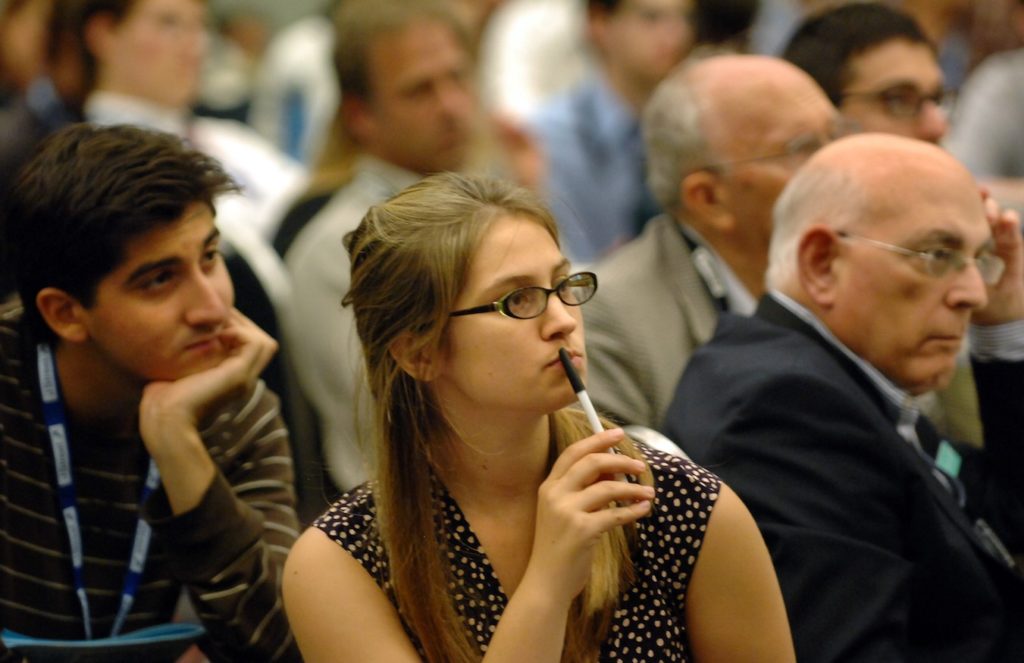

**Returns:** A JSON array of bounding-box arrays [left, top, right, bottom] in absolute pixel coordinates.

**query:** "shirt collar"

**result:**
[[768, 290, 915, 423], [354, 154, 423, 197], [680, 225, 756, 315], [85, 91, 189, 137]]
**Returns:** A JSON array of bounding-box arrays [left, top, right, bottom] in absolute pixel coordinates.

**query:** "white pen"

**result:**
[[558, 347, 604, 435], [558, 349, 627, 483]]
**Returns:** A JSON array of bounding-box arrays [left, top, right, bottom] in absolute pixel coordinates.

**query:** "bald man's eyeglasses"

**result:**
[[837, 232, 1005, 285], [840, 83, 955, 119]]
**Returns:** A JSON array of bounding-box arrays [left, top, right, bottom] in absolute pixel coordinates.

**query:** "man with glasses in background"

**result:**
[[664, 133, 1024, 662], [583, 52, 838, 429], [783, 2, 951, 145]]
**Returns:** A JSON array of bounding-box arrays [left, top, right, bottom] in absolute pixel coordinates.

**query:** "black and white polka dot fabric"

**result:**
[[313, 443, 721, 661]]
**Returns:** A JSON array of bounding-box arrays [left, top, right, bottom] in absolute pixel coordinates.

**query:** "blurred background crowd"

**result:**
[[5, 0, 1024, 517]]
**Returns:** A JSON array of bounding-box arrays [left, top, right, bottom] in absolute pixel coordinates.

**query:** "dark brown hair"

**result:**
[[2, 122, 236, 339], [783, 3, 932, 106]]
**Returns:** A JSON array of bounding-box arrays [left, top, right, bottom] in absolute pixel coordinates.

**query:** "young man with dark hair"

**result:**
[[782, 2, 950, 144], [0, 123, 301, 661]]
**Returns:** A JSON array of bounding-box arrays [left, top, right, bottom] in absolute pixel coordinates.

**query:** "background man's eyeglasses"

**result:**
[[450, 272, 598, 320], [840, 83, 955, 120], [690, 117, 859, 173], [837, 231, 1005, 285]]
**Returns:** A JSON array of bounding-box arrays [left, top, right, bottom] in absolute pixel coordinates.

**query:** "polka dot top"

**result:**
[[313, 442, 722, 661]]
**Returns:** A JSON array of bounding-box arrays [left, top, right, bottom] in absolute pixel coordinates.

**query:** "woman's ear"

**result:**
[[797, 225, 842, 308], [389, 331, 440, 382], [35, 287, 89, 343]]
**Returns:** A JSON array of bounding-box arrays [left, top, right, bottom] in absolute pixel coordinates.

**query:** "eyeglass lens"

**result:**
[[840, 232, 1005, 285], [877, 84, 953, 118], [506, 274, 596, 318]]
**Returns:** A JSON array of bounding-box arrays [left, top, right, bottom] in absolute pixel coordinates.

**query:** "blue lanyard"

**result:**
[[36, 343, 161, 639]]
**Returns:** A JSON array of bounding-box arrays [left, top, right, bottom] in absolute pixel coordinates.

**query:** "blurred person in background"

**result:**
[[281, 0, 482, 494], [528, 0, 695, 264], [584, 53, 838, 429], [1, 0, 87, 300], [899, 0, 974, 89], [194, 9, 271, 123], [691, 0, 760, 52], [1, 0, 82, 190], [73, 0, 305, 239], [478, 0, 591, 122], [251, 0, 507, 167], [248, 4, 340, 164], [0, 0, 51, 105], [783, 2, 950, 145], [947, 0, 1024, 186]]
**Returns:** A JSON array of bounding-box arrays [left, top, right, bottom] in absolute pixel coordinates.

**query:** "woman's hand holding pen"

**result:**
[[521, 428, 653, 608]]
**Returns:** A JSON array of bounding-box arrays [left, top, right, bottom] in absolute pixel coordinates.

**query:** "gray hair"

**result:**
[[765, 158, 869, 290], [642, 61, 713, 214]]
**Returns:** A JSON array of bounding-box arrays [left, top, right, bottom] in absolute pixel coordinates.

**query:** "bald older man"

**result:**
[[664, 134, 1024, 662], [584, 53, 838, 428]]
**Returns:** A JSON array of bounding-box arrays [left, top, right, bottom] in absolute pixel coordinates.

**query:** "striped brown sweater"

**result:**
[[0, 303, 302, 661]]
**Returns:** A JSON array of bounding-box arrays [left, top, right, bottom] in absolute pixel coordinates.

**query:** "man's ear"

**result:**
[[389, 331, 440, 382], [681, 170, 736, 235], [35, 287, 90, 343], [83, 11, 118, 64], [797, 225, 842, 308], [586, 3, 613, 52], [342, 96, 375, 148]]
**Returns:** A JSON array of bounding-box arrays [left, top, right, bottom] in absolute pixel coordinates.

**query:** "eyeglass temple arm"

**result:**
[[449, 303, 499, 317]]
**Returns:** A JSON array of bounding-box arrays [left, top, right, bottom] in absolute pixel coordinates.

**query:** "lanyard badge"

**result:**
[[36, 343, 160, 639]]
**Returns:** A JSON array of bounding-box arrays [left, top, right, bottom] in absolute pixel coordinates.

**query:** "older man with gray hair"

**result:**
[[664, 133, 1024, 661], [583, 52, 837, 428]]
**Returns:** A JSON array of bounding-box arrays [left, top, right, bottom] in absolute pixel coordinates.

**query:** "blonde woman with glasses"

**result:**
[[283, 172, 794, 663]]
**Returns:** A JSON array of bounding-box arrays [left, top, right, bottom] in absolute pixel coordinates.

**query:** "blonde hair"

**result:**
[[344, 172, 647, 662]]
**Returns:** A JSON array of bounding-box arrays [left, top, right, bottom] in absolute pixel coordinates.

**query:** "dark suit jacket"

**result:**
[[662, 295, 1024, 662]]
